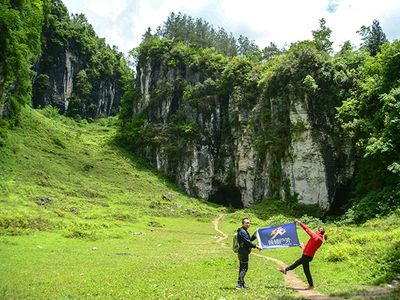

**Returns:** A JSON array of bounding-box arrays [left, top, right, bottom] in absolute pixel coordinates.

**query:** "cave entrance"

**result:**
[[328, 180, 353, 216], [209, 185, 243, 209]]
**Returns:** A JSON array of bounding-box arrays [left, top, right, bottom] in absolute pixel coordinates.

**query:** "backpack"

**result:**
[[232, 228, 240, 253]]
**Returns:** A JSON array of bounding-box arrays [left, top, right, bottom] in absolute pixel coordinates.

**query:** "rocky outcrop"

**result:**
[[132, 57, 354, 210], [32, 47, 121, 118], [32, 50, 75, 113]]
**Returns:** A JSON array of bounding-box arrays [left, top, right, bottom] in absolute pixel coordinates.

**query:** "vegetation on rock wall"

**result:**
[[120, 16, 399, 221], [33, 0, 133, 118], [0, 0, 133, 138]]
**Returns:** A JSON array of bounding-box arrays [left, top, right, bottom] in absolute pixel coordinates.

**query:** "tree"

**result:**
[[142, 27, 152, 41], [0, 0, 44, 128], [336, 41, 400, 221], [237, 35, 261, 58], [338, 40, 353, 55], [312, 18, 333, 53], [155, 12, 238, 56], [357, 19, 388, 56], [262, 42, 283, 61]]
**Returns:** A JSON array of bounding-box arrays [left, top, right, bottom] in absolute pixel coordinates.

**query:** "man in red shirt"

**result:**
[[279, 219, 327, 289]]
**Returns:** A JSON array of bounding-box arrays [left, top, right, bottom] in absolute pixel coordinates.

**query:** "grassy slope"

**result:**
[[0, 107, 399, 299]]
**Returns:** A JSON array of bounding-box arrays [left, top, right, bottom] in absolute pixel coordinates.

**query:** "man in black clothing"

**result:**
[[236, 218, 261, 289]]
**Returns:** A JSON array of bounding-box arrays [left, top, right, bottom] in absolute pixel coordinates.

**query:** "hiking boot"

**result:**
[[305, 285, 314, 290], [235, 284, 243, 290], [278, 267, 287, 275]]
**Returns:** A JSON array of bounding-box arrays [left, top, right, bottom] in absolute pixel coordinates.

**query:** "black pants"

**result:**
[[237, 253, 249, 285], [286, 254, 314, 286]]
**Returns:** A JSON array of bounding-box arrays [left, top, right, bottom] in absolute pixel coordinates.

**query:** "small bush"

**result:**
[[147, 220, 164, 228], [52, 137, 66, 148], [111, 212, 136, 222], [351, 186, 400, 223], [0, 177, 15, 195], [0, 213, 51, 235], [363, 209, 400, 229], [298, 214, 323, 229], [292, 203, 323, 218], [39, 106, 60, 119], [335, 208, 357, 225], [324, 242, 362, 262], [64, 229, 97, 240], [264, 214, 292, 227], [62, 221, 109, 239], [83, 163, 94, 172], [371, 239, 400, 284]]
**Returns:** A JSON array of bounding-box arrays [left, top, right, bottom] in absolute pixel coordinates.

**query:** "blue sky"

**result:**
[[63, 0, 400, 54]]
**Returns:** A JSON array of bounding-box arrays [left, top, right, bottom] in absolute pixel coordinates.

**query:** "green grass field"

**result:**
[[0, 107, 399, 299]]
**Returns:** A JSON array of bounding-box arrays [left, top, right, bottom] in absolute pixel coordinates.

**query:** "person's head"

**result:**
[[242, 218, 251, 229], [317, 226, 328, 241]]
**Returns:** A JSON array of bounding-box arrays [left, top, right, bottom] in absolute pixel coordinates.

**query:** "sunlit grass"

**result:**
[[0, 106, 399, 299]]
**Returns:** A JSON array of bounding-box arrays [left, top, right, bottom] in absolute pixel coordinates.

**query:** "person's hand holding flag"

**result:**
[[253, 229, 262, 250]]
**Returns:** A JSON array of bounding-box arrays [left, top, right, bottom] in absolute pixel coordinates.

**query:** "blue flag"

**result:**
[[256, 222, 300, 249]]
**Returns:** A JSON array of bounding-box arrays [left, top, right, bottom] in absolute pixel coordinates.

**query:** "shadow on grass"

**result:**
[[329, 284, 400, 299], [218, 286, 299, 300], [107, 136, 224, 211], [219, 287, 239, 291]]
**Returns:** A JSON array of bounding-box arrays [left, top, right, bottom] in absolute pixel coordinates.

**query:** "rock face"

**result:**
[[32, 47, 121, 118], [132, 56, 354, 210], [283, 100, 329, 207], [32, 50, 75, 113]]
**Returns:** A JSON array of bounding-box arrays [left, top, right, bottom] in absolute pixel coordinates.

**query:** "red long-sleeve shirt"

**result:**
[[300, 222, 323, 257]]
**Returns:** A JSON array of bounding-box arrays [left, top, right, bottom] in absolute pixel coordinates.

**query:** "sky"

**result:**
[[62, 0, 400, 54]]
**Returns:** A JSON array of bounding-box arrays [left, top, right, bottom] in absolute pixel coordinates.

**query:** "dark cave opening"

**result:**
[[209, 185, 243, 209], [328, 180, 353, 216]]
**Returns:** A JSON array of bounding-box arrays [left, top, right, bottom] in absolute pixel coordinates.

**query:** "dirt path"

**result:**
[[213, 213, 344, 300], [212, 213, 228, 244]]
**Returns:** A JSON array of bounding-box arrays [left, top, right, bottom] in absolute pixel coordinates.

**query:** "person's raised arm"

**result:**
[[295, 219, 314, 237]]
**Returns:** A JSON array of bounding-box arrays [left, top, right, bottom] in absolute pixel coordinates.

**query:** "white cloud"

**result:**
[[87, 0, 128, 19], [63, 0, 400, 54]]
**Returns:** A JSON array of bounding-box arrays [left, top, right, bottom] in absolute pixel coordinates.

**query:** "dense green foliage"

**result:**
[[337, 40, 400, 222], [0, 0, 132, 137], [0, 0, 44, 137], [154, 12, 277, 61], [155, 12, 238, 56]]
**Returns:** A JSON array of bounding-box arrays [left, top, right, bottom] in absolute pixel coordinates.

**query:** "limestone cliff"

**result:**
[[129, 42, 354, 211], [32, 47, 122, 118]]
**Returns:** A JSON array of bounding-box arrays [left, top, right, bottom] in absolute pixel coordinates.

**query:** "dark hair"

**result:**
[[242, 218, 250, 224]]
